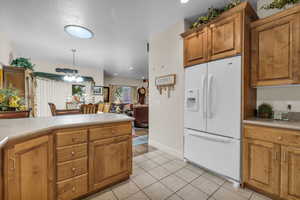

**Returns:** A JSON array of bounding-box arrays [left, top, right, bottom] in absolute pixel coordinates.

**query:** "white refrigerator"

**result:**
[[184, 56, 241, 182]]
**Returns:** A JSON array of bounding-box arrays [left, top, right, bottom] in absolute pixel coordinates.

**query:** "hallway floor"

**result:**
[[85, 149, 271, 200]]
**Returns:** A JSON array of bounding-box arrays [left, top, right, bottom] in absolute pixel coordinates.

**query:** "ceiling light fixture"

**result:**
[[129, 67, 134, 70], [63, 49, 84, 83], [181, 0, 189, 4], [114, 73, 119, 76], [64, 25, 94, 39]]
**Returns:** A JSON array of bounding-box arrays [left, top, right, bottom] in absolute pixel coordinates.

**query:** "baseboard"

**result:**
[[148, 139, 183, 159]]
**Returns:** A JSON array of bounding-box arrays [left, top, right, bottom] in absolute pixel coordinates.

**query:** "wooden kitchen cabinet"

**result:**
[[4, 135, 54, 200], [89, 135, 131, 191], [280, 146, 300, 200], [243, 138, 280, 195], [183, 28, 208, 67], [243, 124, 300, 199], [181, 2, 256, 68], [251, 6, 300, 87], [208, 13, 242, 61]]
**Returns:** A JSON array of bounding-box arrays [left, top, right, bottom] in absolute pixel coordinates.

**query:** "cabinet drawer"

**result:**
[[56, 129, 88, 147], [57, 143, 87, 163], [57, 157, 88, 181], [244, 125, 300, 147], [57, 174, 88, 200], [90, 124, 131, 141]]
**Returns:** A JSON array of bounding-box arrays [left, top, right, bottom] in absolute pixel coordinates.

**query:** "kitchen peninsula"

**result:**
[[0, 113, 134, 200]]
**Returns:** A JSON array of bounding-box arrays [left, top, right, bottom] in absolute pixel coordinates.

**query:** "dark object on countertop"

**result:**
[[258, 103, 273, 119]]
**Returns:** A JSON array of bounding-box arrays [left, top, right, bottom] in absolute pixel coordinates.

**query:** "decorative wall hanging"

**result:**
[[155, 74, 176, 97], [93, 86, 103, 95]]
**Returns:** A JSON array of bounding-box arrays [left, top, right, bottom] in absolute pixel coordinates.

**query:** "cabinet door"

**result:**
[[89, 135, 131, 191], [184, 28, 208, 67], [5, 135, 54, 200], [251, 13, 300, 86], [281, 146, 300, 200], [243, 138, 280, 195], [208, 13, 242, 60], [3, 67, 25, 97]]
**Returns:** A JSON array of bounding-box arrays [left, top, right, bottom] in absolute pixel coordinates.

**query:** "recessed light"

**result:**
[[114, 73, 119, 76], [142, 76, 145, 79], [64, 25, 94, 39], [129, 67, 134, 70], [181, 0, 189, 4]]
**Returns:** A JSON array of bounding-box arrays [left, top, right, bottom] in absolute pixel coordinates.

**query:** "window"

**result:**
[[120, 87, 132, 104]]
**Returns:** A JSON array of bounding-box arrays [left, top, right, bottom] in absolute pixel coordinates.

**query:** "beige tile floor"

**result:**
[[85, 149, 272, 200]]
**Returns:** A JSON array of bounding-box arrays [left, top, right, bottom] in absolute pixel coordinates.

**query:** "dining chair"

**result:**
[[80, 104, 98, 114], [98, 103, 104, 112], [103, 103, 111, 113]]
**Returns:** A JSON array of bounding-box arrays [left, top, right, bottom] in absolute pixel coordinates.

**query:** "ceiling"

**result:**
[[0, 0, 256, 79]]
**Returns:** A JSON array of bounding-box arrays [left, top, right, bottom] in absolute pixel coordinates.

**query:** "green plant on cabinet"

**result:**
[[11, 57, 35, 70]]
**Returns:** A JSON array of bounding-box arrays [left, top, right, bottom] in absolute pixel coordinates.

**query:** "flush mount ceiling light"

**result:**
[[64, 25, 94, 39], [181, 0, 189, 3]]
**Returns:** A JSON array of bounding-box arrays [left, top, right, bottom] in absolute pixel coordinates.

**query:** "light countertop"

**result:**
[[243, 118, 300, 131], [0, 113, 134, 148]]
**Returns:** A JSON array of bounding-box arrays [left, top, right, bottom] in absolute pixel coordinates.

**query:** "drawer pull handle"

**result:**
[[277, 136, 282, 141], [9, 158, 15, 170], [283, 152, 287, 162], [274, 152, 278, 161], [72, 168, 76, 172]]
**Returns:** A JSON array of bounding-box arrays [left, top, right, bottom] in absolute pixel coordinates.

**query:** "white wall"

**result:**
[[256, 0, 300, 112], [0, 33, 14, 65], [148, 21, 186, 158]]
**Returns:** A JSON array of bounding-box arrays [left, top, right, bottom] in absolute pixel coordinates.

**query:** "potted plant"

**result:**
[[258, 103, 273, 119], [0, 88, 27, 112], [10, 57, 35, 71]]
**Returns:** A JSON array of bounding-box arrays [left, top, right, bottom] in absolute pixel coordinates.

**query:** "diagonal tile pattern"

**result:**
[[85, 148, 272, 200]]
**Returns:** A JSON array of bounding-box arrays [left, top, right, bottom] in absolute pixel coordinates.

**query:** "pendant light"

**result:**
[[63, 49, 83, 83]]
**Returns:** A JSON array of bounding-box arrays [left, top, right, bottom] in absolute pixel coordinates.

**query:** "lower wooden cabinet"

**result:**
[[280, 146, 300, 200], [243, 125, 300, 200], [243, 138, 280, 195], [3, 121, 132, 200], [89, 135, 131, 191], [4, 135, 54, 200]]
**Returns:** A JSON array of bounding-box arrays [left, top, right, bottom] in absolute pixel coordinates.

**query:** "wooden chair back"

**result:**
[[103, 103, 111, 113], [48, 103, 57, 116], [80, 104, 98, 114], [98, 103, 105, 112]]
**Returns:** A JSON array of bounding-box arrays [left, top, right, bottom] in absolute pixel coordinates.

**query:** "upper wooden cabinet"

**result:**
[[251, 5, 300, 87], [208, 13, 242, 60], [184, 28, 208, 66], [4, 135, 54, 200], [182, 2, 257, 67]]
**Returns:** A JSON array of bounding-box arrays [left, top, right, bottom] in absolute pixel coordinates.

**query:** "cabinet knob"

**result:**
[[72, 187, 76, 192], [72, 168, 76, 172], [71, 151, 75, 156], [277, 136, 283, 141]]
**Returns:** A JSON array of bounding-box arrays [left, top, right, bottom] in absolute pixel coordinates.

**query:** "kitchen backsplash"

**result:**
[[257, 86, 300, 112], [256, 0, 300, 113]]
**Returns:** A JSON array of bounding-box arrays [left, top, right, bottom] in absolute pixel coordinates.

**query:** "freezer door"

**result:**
[[184, 63, 207, 131], [206, 56, 241, 139], [184, 129, 241, 181]]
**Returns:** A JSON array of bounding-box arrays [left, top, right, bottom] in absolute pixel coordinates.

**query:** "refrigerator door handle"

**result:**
[[201, 75, 206, 118], [188, 132, 232, 143], [207, 74, 213, 118]]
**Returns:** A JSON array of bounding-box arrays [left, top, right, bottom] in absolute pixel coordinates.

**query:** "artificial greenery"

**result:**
[[191, 0, 241, 29], [0, 88, 26, 111], [261, 0, 299, 9], [258, 103, 273, 118], [11, 57, 35, 70], [72, 85, 85, 96]]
